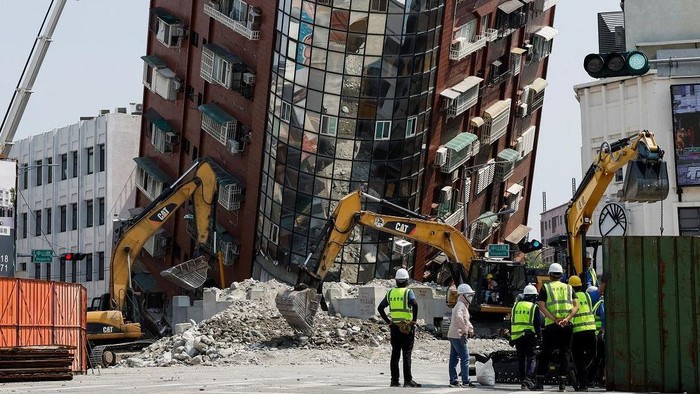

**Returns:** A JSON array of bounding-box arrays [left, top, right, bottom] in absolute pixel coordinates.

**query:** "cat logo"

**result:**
[[387, 221, 416, 235], [149, 203, 178, 223], [374, 217, 385, 228], [102, 326, 114, 333]]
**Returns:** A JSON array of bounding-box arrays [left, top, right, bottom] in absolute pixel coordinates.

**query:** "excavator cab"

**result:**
[[465, 260, 528, 315], [621, 157, 669, 202]]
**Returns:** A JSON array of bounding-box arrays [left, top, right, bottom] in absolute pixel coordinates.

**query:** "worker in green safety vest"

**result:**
[[586, 286, 606, 388], [378, 268, 421, 388], [569, 275, 597, 392], [530, 263, 579, 392], [509, 284, 541, 390]]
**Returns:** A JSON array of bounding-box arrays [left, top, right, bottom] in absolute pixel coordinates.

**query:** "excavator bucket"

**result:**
[[160, 256, 209, 290], [621, 159, 670, 202], [275, 288, 320, 335]]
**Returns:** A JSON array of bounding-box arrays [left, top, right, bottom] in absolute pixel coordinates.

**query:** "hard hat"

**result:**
[[568, 275, 582, 287], [586, 286, 599, 293], [523, 284, 538, 295], [457, 283, 475, 295], [585, 251, 593, 259], [395, 268, 410, 280], [548, 263, 564, 274], [486, 273, 494, 280]]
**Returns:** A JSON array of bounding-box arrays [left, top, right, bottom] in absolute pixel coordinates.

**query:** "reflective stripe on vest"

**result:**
[[593, 299, 604, 334], [544, 281, 574, 326], [572, 292, 596, 333], [587, 267, 599, 287], [388, 288, 412, 323], [510, 301, 536, 341]]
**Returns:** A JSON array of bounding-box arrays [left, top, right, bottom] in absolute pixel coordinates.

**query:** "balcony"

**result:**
[[449, 36, 487, 61], [203, 2, 260, 40], [484, 28, 498, 42], [443, 203, 465, 227]]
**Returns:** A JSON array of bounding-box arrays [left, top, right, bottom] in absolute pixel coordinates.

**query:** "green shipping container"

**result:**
[[604, 236, 700, 393]]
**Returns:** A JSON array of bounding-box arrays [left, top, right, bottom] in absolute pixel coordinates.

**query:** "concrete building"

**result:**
[[575, 0, 700, 240], [10, 109, 140, 299], [138, 0, 561, 291], [539, 201, 566, 264]]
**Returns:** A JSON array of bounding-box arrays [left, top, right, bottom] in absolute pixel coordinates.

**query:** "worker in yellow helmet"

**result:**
[[568, 275, 597, 391]]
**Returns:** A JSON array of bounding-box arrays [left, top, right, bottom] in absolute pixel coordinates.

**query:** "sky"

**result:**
[[0, 1, 619, 241]]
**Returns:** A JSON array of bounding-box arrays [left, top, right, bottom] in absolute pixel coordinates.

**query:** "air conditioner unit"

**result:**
[[516, 103, 529, 118], [450, 170, 460, 183], [243, 72, 256, 85], [439, 186, 453, 203], [173, 26, 187, 37], [165, 132, 179, 144], [523, 43, 533, 55], [227, 139, 241, 154], [392, 239, 413, 255], [435, 147, 448, 167]]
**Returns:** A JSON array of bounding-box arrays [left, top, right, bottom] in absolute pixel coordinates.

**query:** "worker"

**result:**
[[530, 263, 579, 392], [484, 273, 499, 304], [447, 283, 476, 388], [510, 284, 541, 390], [587, 286, 606, 387], [377, 268, 421, 388], [568, 275, 597, 392], [583, 251, 599, 288]]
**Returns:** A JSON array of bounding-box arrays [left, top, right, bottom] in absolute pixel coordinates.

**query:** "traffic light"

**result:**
[[518, 239, 543, 253], [583, 51, 650, 78], [61, 253, 87, 261]]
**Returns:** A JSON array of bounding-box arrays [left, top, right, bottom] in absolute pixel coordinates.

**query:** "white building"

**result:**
[[10, 108, 140, 299], [574, 1, 700, 239], [540, 201, 567, 264]]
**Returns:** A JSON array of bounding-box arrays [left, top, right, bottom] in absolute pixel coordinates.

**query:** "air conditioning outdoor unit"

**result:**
[[435, 147, 448, 167], [243, 72, 256, 85], [451, 170, 460, 183], [227, 139, 241, 154], [165, 132, 179, 144], [392, 239, 413, 255], [439, 186, 453, 203], [516, 103, 529, 118]]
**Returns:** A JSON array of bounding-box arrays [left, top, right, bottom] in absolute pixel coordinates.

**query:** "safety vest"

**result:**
[[388, 288, 412, 323], [543, 281, 574, 326], [510, 301, 537, 341], [572, 292, 596, 333], [587, 267, 599, 287], [593, 299, 604, 335]]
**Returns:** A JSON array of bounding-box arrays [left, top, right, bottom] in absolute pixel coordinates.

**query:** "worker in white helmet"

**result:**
[[377, 268, 421, 388], [530, 263, 580, 392], [446, 283, 477, 388], [510, 284, 541, 389]]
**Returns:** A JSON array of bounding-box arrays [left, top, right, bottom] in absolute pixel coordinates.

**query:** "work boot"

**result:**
[[404, 380, 422, 388], [390, 381, 400, 387], [529, 376, 544, 391]]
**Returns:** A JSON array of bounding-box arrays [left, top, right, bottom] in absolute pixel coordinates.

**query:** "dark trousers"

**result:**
[[572, 330, 597, 388], [536, 323, 573, 379], [389, 324, 415, 383], [587, 334, 605, 385], [514, 332, 537, 382]]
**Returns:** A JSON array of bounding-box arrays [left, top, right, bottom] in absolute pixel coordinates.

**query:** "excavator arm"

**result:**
[[565, 130, 668, 276], [277, 190, 477, 334]]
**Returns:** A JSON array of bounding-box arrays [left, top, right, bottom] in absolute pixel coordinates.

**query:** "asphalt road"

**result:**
[[0, 362, 607, 393]]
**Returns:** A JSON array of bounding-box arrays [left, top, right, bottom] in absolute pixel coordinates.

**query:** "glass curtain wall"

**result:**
[[257, 0, 443, 283]]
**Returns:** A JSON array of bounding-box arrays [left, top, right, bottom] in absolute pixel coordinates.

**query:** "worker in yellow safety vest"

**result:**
[[583, 251, 599, 288], [586, 286, 606, 388], [530, 263, 579, 392], [569, 275, 597, 392], [510, 284, 541, 390], [378, 268, 421, 388]]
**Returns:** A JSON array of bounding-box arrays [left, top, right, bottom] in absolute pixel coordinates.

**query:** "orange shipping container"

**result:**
[[0, 278, 86, 373]]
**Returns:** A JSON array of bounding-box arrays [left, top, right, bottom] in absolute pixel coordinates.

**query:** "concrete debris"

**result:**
[[121, 279, 508, 368]]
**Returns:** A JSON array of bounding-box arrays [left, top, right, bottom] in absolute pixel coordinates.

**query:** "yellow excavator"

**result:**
[[86, 158, 219, 367], [565, 130, 668, 280], [276, 190, 530, 335]]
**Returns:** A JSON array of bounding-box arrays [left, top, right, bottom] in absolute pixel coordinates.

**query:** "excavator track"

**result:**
[[275, 288, 320, 335], [89, 340, 155, 368]]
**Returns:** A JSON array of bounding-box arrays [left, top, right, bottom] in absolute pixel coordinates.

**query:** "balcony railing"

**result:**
[[484, 28, 498, 42], [449, 36, 487, 61], [447, 94, 478, 118], [204, 3, 260, 40], [443, 203, 465, 227]]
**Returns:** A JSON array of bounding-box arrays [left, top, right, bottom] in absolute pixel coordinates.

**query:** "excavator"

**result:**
[[276, 190, 529, 335], [86, 158, 220, 367], [565, 130, 668, 280]]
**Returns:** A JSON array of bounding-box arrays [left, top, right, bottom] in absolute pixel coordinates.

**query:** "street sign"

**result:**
[[33, 249, 53, 263], [488, 244, 510, 258]]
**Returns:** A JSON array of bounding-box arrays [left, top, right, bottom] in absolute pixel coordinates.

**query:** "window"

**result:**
[[232, 0, 249, 21], [679, 207, 700, 236], [46, 208, 52, 235], [405, 117, 417, 138], [281, 101, 291, 122], [199, 103, 238, 145], [86, 200, 93, 228], [191, 30, 199, 47], [35, 160, 43, 186], [60, 205, 67, 232], [151, 7, 184, 48], [72, 151, 78, 178], [60, 259, 66, 282], [270, 223, 279, 245], [71, 261, 77, 283], [320, 115, 338, 136], [200, 44, 246, 90], [45, 263, 51, 281], [71, 203, 78, 230], [142, 56, 181, 101], [186, 85, 195, 102], [86, 147, 94, 174], [98, 144, 105, 172], [370, 0, 388, 12], [98, 252, 105, 280], [85, 254, 93, 282], [60, 154, 68, 180], [532, 27, 558, 61], [35, 263, 41, 280], [375, 121, 392, 140], [98, 198, 105, 226], [149, 119, 175, 153], [47, 157, 53, 184], [35, 210, 42, 236], [20, 164, 28, 189], [21, 213, 27, 239], [615, 168, 624, 183]]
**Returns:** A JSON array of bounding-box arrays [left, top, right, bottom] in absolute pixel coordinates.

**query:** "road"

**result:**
[[0, 362, 606, 393]]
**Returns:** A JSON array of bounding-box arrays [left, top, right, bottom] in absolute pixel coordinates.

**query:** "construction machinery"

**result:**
[[565, 130, 668, 279], [86, 158, 219, 367], [276, 190, 530, 335]]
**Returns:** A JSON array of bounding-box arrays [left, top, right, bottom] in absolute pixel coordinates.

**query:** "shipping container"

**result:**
[[0, 278, 86, 373], [604, 236, 700, 393]]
